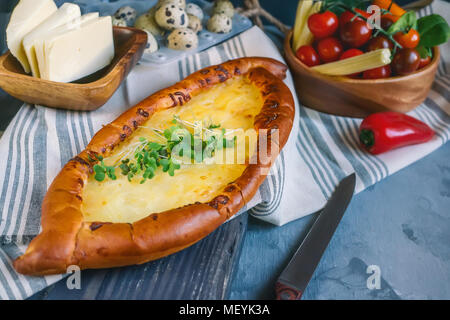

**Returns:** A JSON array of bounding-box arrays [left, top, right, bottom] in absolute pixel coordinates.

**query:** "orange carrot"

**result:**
[[382, 13, 400, 22], [373, 0, 406, 16]]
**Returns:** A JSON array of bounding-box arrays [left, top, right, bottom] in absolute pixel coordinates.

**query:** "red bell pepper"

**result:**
[[359, 112, 435, 155]]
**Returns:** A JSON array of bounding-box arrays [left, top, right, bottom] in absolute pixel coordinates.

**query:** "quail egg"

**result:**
[[112, 16, 127, 27], [213, 0, 234, 18], [143, 31, 159, 54], [167, 28, 198, 50], [157, 0, 186, 9], [185, 3, 204, 20], [155, 3, 189, 30], [187, 14, 202, 33], [135, 11, 164, 36], [113, 6, 137, 26], [207, 13, 232, 33]]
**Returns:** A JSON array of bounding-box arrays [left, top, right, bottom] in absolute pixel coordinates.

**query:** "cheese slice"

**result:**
[[34, 12, 99, 81], [81, 76, 264, 223], [6, 0, 57, 73], [23, 3, 81, 78], [41, 15, 114, 83]]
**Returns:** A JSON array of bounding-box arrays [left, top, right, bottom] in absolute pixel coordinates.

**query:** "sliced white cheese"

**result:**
[[42, 15, 114, 83], [6, 0, 57, 73], [34, 12, 99, 80], [23, 3, 81, 78]]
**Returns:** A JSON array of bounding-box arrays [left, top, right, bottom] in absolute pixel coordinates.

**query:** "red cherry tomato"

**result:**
[[316, 37, 343, 62], [418, 55, 432, 69], [367, 36, 394, 51], [380, 16, 394, 30], [380, 13, 400, 30], [363, 65, 392, 79], [340, 48, 364, 60], [392, 48, 420, 75], [340, 20, 372, 48], [394, 29, 420, 49], [339, 10, 362, 28], [295, 45, 321, 67], [339, 9, 371, 28], [308, 11, 339, 39], [340, 48, 364, 77]]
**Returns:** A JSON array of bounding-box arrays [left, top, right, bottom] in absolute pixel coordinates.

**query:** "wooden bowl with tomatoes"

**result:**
[[284, 1, 442, 118]]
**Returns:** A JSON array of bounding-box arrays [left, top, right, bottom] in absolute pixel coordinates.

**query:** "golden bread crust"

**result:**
[[14, 57, 295, 275]]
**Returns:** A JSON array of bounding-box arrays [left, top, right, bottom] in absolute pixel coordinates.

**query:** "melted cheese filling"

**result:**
[[81, 76, 264, 223]]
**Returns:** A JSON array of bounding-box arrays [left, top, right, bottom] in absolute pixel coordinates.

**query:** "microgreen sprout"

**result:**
[[94, 115, 237, 183]]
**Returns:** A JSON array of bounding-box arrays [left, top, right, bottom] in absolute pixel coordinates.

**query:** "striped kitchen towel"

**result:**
[[0, 1, 449, 300]]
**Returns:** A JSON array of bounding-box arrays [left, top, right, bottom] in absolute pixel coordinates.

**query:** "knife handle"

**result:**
[[275, 281, 302, 300]]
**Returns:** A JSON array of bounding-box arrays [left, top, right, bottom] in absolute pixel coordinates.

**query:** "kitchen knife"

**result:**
[[275, 173, 356, 300]]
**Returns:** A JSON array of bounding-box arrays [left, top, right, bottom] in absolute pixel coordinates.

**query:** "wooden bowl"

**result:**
[[0, 26, 147, 111], [284, 30, 440, 118]]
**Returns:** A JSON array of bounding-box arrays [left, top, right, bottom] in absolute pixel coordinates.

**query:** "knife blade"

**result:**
[[275, 173, 356, 300]]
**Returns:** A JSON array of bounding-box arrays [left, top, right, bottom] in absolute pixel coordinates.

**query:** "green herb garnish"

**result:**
[[387, 10, 417, 35], [93, 160, 117, 182], [93, 116, 237, 183], [207, 123, 221, 129], [416, 14, 450, 57]]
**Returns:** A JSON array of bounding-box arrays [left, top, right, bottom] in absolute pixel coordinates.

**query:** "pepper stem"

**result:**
[[359, 129, 375, 148]]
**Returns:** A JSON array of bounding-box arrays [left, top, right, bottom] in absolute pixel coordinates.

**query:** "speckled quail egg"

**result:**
[[207, 13, 232, 33], [112, 16, 127, 27], [212, 0, 234, 18], [167, 28, 198, 50], [155, 3, 189, 30], [113, 6, 137, 26], [135, 11, 164, 36], [143, 30, 159, 54], [187, 14, 202, 33], [157, 0, 186, 9], [185, 3, 204, 20]]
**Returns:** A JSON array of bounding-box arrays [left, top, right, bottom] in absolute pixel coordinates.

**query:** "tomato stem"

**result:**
[[387, 0, 394, 12]]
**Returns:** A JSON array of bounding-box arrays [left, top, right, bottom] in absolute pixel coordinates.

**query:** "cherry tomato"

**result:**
[[339, 10, 361, 28], [340, 48, 364, 60], [339, 8, 370, 28], [308, 11, 339, 39], [339, 9, 371, 28], [363, 65, 392, 79], [295, 45, 321, 67], [418, 55, 432, 69], [340, 48, 364, 77], [367, 36, 394, 51], [316, 37, 343, 62], [394, 29, 420, 49], [380, 16, 394, 30], [392, 48, 420, 75], [340, 20, 372, 48], [340, 11, 358, 28]]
